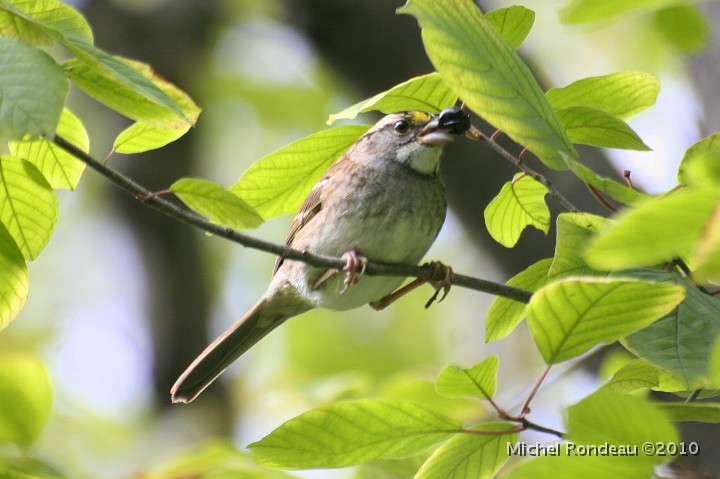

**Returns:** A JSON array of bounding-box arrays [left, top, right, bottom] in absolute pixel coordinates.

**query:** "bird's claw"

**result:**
[[340, 250, 368, 294], [424, 261, 453, 308]]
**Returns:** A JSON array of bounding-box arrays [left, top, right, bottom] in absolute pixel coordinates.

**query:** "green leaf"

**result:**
[[484, 174, 550, 248], [678, 133, 720, 187], [485, 6, 535, 50], [399, 0, 576, 170], [560, 0, 680, 24], [601, 359, 659, 393], [113, 122, 191, 154], [485, 258, 551, 342], [149, 440, 296, 479], [555, 106, 649, 150], [415, 422, 518, 479], [231, 125, 369, 219], [562, 157, 647, 205], [0, 355, 52, 448], [527, 277, 685, 364], [171, 178, 263, 230], [0, 156, 58, 260], [328, 73, 456, 124], [624, 271, 720, 389], [0, 0, 93, 46], [63, 54, 197, 129], [693, 203, 720, 284], [435, 356, 499, 400], [584, 188, 720, 270], [9, 108, 87, 190], [0, 454, 66, 479], [567, 390, 678, 465], [548, 213, 607, 280], [0, 37, 67, 140], [546, 72, 659, 121], [655, 5, 710, 53], [249, 399, 461, 469], [506, 452, 653, 479], [659, 402, 720, 423], [0, 223, 27, 331]]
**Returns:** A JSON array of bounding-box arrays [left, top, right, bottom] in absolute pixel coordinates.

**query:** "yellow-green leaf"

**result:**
[[527, 277, 685, 364], [547, 72, 659, 121], [328, 73, 456, 124], [435, 356, 499, 400], [0, 156, 58, 260], [231, 125, 369, 219], [399, 0, 576, 170], [0, 355, 52, 448], [113, 122, 191, 154], [171, 178, 263, 230], [555, 106, 649, 151], [0, 224, 27, 331], [9, 108, 88, 189], [484, 174, 550, 248]]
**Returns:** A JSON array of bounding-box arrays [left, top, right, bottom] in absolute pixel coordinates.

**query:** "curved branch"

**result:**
[[54, 135, 533, 304]]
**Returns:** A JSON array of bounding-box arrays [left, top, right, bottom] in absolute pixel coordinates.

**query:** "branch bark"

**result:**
[[54, 135, 533, 304]]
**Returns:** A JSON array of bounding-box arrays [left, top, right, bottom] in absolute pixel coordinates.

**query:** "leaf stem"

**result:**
[[53, 135, 533, 303], [465, 125, 579, 213]]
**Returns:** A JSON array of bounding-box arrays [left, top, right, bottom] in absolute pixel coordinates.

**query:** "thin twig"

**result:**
[[465, 125, 579, 213], [53, 135, 533, 304]]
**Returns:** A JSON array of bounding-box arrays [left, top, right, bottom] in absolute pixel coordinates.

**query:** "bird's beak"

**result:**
[[417, 118, 455, 147]]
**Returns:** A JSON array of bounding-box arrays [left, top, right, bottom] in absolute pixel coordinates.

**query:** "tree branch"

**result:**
[[54, 135, 533, 304]]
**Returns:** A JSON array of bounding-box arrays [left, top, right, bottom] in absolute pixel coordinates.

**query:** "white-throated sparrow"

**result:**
[[171, 109, 467, 403]]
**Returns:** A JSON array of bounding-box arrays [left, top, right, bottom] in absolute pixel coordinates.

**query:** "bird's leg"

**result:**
[[370, 261, 452, 310], [340, 250, 368, 294]]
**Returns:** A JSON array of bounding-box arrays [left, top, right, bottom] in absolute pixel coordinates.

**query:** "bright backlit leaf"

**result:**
[[485, 258, 551, 342], [0, 156, 58, 260], [555, 106, 649, 150], [560, 0, 680, 24], [655, 5, 710, 53], [0, 224, 27, 331], [328, 73, 456, 124], [660, 402, 720, 423], [484, 174, 550, 248], [562, 158, 647, 205], [546, 72, 659, 120], [548, 213, 607, 279], [9, 108, 88, 189], [527, 277, 685, 364], [435, 356, 499, 400], [567, 390, 678, 465], [0, 37, 67, 140], [677, 133, 720, 186], [0, 0, 93, 46], [231, 125, 369, 219], [399, 0, 576, 170], [601, 359, 659, 394], [113, 122, 191, 154], [63, 53, 197, 129], [249, 399, 461, 469], [171, 178, 263, 230], [585, 188, 720, 270], [485, 6, 535, 49], [0, 355, 52, 448], [415, 422, 518, 479]]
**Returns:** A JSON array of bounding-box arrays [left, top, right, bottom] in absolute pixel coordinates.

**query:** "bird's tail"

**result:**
[[171, 296, 306, 403]]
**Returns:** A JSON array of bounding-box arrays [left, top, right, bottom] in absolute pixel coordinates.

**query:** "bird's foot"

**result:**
[[340, 250, 368, 294], [370, 261, 453, 310]]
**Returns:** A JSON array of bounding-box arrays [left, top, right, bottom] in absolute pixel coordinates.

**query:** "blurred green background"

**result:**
[[3, 0, 719, 477]]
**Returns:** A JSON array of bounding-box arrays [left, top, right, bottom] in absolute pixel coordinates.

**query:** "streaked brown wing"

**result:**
[[272, 156, 349, 275]]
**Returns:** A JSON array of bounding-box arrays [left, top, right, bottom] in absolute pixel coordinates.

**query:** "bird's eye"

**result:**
[[393, 120, 410, 134]]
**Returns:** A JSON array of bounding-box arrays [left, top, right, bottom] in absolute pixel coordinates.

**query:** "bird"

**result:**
[[171, 108, 468, 403]]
